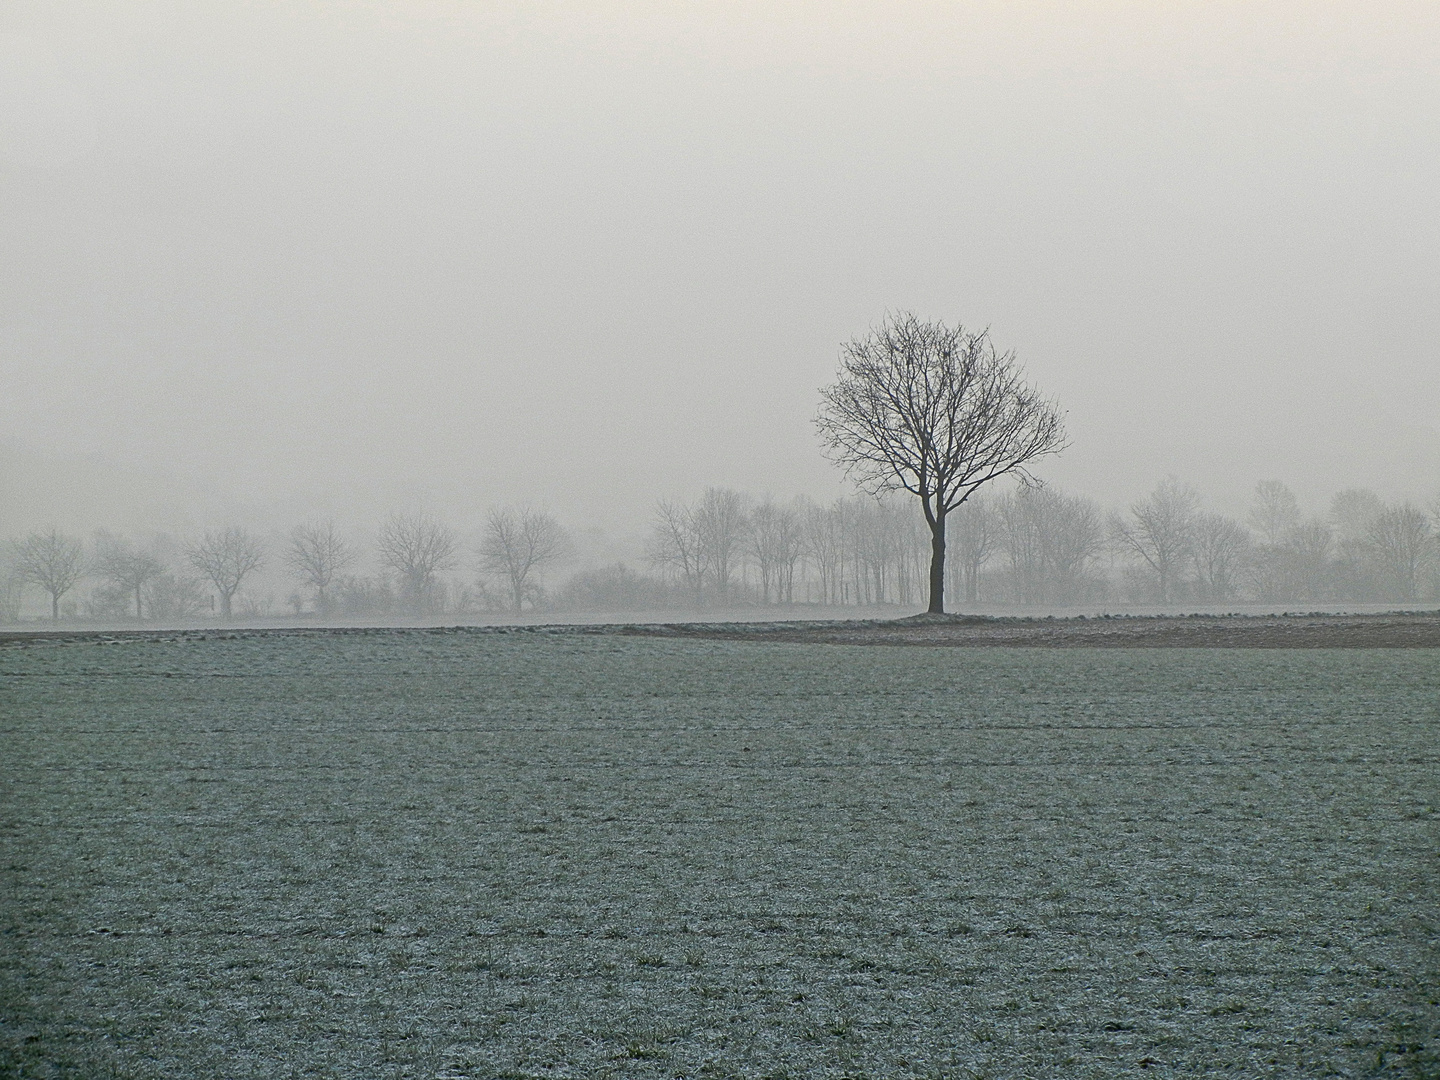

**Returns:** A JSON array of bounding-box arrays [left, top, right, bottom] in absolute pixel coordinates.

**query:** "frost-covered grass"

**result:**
[[2, 631, 1437, 1079]]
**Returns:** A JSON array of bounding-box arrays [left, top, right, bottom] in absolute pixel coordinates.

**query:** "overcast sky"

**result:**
[[3, 1, 1437, 536]]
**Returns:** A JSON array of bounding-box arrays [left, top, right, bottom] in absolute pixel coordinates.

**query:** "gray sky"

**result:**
[[3, 1, 1438, 537]]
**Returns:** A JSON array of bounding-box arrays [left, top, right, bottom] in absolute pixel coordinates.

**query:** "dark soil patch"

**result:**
[[4, 610, 1439, 650], [617, 610, 1440, 648]]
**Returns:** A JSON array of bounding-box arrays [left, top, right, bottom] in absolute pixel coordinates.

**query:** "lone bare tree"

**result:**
[[13, 529, 86, 620], [816, 313, 1066, 613], [186, 528, 265, 617], [95, 535, 164, 619], [284, 522, 355, 614], [377, 511, 457, 613], [479, 507, 570, 612]]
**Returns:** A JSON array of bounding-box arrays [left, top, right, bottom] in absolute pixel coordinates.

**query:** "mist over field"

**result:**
[[3, 2, 1439, 623]]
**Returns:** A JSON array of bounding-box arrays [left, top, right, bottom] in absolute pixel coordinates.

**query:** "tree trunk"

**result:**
[[135, 586, 144, 620], [220, 591, 233, 617], [927, 513, 946, 614], [51, 593, 60, 621]]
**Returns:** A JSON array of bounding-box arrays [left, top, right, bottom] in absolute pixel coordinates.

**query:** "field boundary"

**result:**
[[3, 610, 1440, 648]]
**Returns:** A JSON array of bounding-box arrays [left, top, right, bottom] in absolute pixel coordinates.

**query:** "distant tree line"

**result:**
[[633, 478, 1439, 609], [2, 479, 1437, 623], [0, 507, 571, 623]]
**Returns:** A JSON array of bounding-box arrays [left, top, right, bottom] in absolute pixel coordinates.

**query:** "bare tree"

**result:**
[[773, 500, 807, 603], [749, 499, 804, 604], [816, 313, 1066, 613], [996, 491, 1042, 605], [845, 496, 924, 606], [185, 528, 265, 617], [0, 564, 22, 623], [1247, 480, 1301, 546], [1286, 520, 1335, 601], [1046, 491, 1106, 602], [1429, 494, 1440, 599], [12, 529, 86, 620], [801, 499, 846, 605], [647, 500, 706, 603], [95, 534, 165, 619], [1330, 488, 1385, 548], [284, 521, 356, 614], [376, 512, 458, 613], [1190, 512, 1250, 601], [693, 488, 749, 603], [1111, 478, 1198, 603], [995, 485, 1105, 605], [946, 495, 997, 605], [479, 507, 570, 612], [1367, 503, 1431, 601], [1327, 488, 1387, 597], [647, 490, 750, 605]]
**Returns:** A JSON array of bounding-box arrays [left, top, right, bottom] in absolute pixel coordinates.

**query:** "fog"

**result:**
[[3, 1, 1438, 544]]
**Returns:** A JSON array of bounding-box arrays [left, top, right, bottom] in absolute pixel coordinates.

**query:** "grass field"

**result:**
[[2, 629, 1437, 1078]]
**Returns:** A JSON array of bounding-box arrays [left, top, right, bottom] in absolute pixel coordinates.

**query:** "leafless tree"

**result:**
[[0, 563, 22, 623], [693, 488, 749, 603], [284, 521, 356, 614], [186, 527, 265, 617], [95, 534, 165, 619], [1190, 512, 1250, 601], [946, 495, 997, 605], [1048, 492, 1106, 602], [816, 313, 1066, 613], [647, 489, 750, 605], [1429, 494, 1440, 599], [1330, 488, 1385, 548], [749, 499, 804, 604], [376, 511, 458, 613], [849, 497, 926, 606], [775, 501, 807, 603], [1286, 521, 1335, 601], [1111, 478, 1198, 603], [12, 529, 86, 620], [479, 507, 570, 612], [993, 486, 1105, 605], [796, 495, 929, 607], [1247, 480, 1301, 546], [1327, 488, 1387, 596], [801, 499, 846, 605], [845, 499, 889, 605], [647, 500, 706, 603], [1367, 503, 1431, 601]]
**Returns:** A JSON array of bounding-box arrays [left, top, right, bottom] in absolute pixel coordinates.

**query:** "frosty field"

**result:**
[[2, 629, 1437, 1079]]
